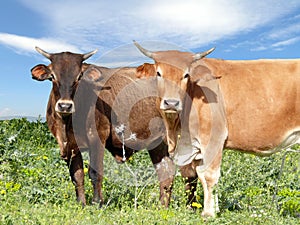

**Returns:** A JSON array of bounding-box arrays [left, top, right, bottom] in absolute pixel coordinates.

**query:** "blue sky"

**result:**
[[0, 0, 300, 117]]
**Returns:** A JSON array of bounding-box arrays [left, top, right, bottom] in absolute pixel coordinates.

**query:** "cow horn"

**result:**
[[193, 47, 215, 61], [35, 46, 52, 59], [83, 49, 98, 61], [133, 40, 154, 58]]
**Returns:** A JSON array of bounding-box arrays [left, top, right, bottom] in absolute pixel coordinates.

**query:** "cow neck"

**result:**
[[163, 112, 180, 130], [60, 114, 72, 124], [172, 64, 229, 166]]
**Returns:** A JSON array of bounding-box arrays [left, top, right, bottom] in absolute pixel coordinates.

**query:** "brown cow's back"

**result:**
[[204, 58, 300, 154]]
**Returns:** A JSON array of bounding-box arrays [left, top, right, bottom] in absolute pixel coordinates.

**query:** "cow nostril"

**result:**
[[58, 103, 73, 112], [164, 99, 180, 109], [66, 103, 72, 110]]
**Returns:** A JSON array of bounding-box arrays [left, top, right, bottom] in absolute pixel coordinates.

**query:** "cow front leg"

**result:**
[[88, 168, 103, 206], [88, 141, 105, 206], [68, 150, 86, 206], [196, 162, 221, 217]]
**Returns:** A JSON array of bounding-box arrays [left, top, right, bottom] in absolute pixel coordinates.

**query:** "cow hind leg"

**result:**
[[179, 163, 198, 208], [68, 150, 86, 206]]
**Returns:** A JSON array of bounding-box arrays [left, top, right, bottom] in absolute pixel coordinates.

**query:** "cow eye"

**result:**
[[183, 73, 190, 79], [157, 71, 161, 77]]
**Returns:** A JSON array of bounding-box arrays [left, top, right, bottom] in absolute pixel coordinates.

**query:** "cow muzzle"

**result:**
[[161, 98, 182, 113], [55, 99, 75, 115]]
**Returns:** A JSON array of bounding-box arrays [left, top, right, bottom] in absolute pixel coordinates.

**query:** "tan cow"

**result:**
[[134, 41, 300, 217]]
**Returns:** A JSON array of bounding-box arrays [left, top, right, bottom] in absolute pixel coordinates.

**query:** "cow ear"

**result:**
[[191, 65, 221, 85], [83, 66, 102, 82], [136, 63, 156, 78], [31, 64, 51, 81]]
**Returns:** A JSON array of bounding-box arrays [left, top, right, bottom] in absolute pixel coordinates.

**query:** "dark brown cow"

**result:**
[[134, 41, 300, 217], [31, 47, 175, 207]]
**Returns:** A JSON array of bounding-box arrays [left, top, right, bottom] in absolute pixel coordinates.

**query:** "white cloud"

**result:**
[[271, 37, 300, 49], [0, 33, 80, 54], [251, 46, 268, 52], [247, 20, 300, 52], [268, 22, 300, 40], [18, 0, 300, 51], [240, 37, 300, 53], [0, 0, 297, 58]]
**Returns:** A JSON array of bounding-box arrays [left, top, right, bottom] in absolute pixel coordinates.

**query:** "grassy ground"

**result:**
[[0, 119, 299, 224]]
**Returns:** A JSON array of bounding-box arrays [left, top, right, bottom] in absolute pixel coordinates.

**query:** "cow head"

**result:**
[[134, 41, 215, 114], [31, 47, 97, 116]]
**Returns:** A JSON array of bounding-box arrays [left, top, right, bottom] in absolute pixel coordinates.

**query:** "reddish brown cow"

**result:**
[[31, 47, 175, 207], [134, 41, 300, 217]]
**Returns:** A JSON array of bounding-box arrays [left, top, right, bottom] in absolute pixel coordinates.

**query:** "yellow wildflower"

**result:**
[[84, 168, 88, 174], [191, 202, 202, 209]]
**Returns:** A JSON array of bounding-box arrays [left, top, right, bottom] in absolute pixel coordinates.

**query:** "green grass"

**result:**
[[0, 118, 299, 224]]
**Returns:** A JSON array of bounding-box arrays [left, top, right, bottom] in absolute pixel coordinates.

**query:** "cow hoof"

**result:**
[[77, 198, 86, 208], [92, 199, 104, 209], [96, 201, 103, 209], [201, 211, 215, 218]]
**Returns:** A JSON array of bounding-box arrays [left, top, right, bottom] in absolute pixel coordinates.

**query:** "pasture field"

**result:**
[[0, 118, 299, 224]]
